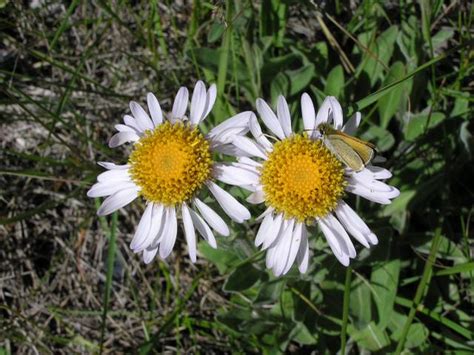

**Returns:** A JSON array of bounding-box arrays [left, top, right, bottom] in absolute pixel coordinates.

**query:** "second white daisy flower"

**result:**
[[220, 94, 400, 276]]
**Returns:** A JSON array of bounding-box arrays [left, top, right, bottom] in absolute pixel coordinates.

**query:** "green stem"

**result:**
[[394, 227, 442, 354], [99, 212, 118, 354], [341, 266, 352, 354]]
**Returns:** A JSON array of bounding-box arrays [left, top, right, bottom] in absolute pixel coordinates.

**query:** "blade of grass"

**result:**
[[99, 212, 118, 354], [215, 0, 233, 117], [394, 227, 443, 354], [395, 297, 472, 340], [340, 266, 352, 354], [49, 0, 81, 52]]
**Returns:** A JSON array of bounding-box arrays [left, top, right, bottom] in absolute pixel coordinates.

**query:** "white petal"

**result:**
[[296, 226, 309, 273], [189, 208, 217, 248], [207, 111, 253, 144], [266, 219, 289, 268], [97, 186, 139, 216], [282, 222, 303, 275], [319, 217, 350, 266], [194, 198, 230, 236], [130, 203, 154, 251], [143, 247, 158, 264], [213, 164, 259, 187], [131, 204, 164, 252], [171, 87, 189, 119], [115, 124, 137, 133], [246, 190, 265, 204], [147, 92, 163, 126], [325, 214, 356, 258], [316, 96, 344, 129], [276, 95, 292, 137], [336, 201, 378, 247], [212, 144, 253, 158], [256, 206, 274, 221], [364, 165, 392, 180], [190, 80, 207, 125], [108, 131, 139, 148], [210, 126, 250, 146], [233, 136, 267, 159], [255, 212, 274, 247], [249, 113, 273, 151], [342, 112, 361, 135], [97, 169, 130, 183], [123, 115, 141, 132], [273, 219, 295, 276], [207, 111, 252, 139], [182, 203, 197, 262], [159, 207, 177, 259], [207, 182, 250, 223], [237, 157, 262, 168], [301, 92, 316, 132], [97, 162, 130, 170], [202, 83, 217, 120], [262, 213, 284, 249], [256, 98, 285, 140], [130, 101, 154, 131], [346, 183, 399, 204], [87, 181, 136, 198]]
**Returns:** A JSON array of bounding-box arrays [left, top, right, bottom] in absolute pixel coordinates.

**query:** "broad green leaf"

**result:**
[[377, 61, 407, 128], [350, 321, 390, 351], [223, 262, 262, 292], [350, 277, 372, 327], [324, 65, 344, 98], [291, 322, 318, 345], [432, 27, 454, 52], [404, 111, 445, 141], [359, 26, 399, 86], [361, 125, 395, 151], [288, 64, 315, 96], [207, 22, 225, 43], [414, 234, 468, 264], [371, 255, 400, 330], [198, 242, 240, 274], [271, 72, 289, 101]]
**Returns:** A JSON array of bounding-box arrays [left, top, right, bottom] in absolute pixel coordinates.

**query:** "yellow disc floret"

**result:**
[[260, 134, 346, 222], [128, 122, 212, 205]]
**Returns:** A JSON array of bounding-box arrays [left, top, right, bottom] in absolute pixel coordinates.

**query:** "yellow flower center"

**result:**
[[260, 134, 346, 222], [128, 122, 212, 205]]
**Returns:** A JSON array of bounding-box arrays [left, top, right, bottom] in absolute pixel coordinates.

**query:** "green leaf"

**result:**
[[371, 246, 400, 330], [288, 64, 315, 96], [361, 125, 395, 152], [435, 261, 474, 277], [207, 22, 225, 43], [198, 242, 240, 274], [291, 322, 318, 345], [413, 234, 468, 263], [350, 321, 390, 351], [271, 72, 290, 101], [324, 65, 344, 98], [359, 26, 399, 85], [404, 111, 445, 141], [350, 277, 372, 327], [432, 27, 455, 52], [377, 61, 407, 128], [223, 262, 262, 292]]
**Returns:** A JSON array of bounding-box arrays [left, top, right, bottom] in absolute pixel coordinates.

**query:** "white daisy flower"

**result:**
[[88, 81, 251, 264], [221, 94, 400, 276]]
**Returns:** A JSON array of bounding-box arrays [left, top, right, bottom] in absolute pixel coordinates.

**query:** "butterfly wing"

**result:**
[[324, 136, 365, 171]]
